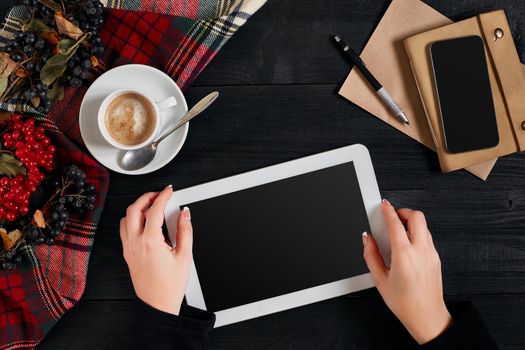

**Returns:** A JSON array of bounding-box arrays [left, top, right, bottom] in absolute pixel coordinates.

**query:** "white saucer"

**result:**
[[79, 64, 188, 175]]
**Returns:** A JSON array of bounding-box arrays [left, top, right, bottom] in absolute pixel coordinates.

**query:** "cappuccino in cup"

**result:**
[[105, 93, 156, 146], [97, 89, 177, 150]]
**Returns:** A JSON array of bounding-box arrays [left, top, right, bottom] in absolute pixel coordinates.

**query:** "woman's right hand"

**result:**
[[362, 199, 453, 345], [120, 186, 193, 316]]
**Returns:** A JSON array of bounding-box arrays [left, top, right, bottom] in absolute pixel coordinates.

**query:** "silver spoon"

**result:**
[[120, 91, 219, 171]]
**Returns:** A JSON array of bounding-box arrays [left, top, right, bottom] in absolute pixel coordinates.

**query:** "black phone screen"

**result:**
[[182, 162, 370, 312], [430, 35, 499, 153]]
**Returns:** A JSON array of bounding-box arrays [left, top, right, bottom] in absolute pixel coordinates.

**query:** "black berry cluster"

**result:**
[[22, 0, 57, 23], [34, 164, 97, 240], [0, 248, 23, 270], [3, 31, 55, 113], [0, 164, 96, 271], [67, 0, 105, 35], [65, 41, 102, 88], [60, 164, 97, 215], [1, 0, 105, 111], [59, 0, 105, 88], [20, 0, 105, 35]]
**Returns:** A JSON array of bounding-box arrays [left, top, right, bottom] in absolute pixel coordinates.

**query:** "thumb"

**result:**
[[362, 232, 387, 287], [175, 207, 193, 258]]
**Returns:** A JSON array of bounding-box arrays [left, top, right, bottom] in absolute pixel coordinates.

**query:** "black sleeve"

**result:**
[[367, 301, 498, 350], [131, 299, 216, 350], [421, 301, 498, 350]]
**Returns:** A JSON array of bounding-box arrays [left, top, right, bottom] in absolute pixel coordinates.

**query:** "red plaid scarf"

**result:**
[[0, 115, 110, 350], [0, 0, 265, 348], [2, 0, 266, 144]]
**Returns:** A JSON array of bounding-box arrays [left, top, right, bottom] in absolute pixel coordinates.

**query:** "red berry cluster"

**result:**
[[0, 115, 56, 221]]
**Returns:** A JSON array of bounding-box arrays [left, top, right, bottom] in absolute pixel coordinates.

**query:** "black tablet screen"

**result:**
[[183, 161, 370, 312]]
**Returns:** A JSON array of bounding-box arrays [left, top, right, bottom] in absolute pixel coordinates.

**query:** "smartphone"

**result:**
[[430, 35, 499, 153]]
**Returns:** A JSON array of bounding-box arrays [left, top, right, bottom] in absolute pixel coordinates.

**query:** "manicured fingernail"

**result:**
[[382, 199, 390, 205], [165, 184, 173, 189], [183, 207, 191, 221], [362, 232, 368, 246]]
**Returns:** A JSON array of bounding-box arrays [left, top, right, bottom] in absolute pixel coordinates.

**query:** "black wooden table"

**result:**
[[1, 1, 524, 349]]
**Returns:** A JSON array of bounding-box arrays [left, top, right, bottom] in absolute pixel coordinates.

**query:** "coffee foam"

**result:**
[[105, 93, 156, 145]]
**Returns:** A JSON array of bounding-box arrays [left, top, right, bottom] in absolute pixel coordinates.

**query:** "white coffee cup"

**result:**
[[97, 88, 177, 150]]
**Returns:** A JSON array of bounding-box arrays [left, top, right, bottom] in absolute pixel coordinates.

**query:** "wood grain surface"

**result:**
[[1, 1, 524, 349]]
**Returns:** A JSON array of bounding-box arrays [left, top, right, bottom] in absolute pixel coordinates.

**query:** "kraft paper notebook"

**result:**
[[339, 0, 525, 180], [404, 10, 525, 173]]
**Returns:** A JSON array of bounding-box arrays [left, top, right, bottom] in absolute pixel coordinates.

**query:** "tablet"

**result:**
[[165, 144, 390, 327]]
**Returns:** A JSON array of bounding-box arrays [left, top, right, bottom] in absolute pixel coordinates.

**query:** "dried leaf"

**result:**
[[0, 112, 11, 123], [37, 0, 62, 12], [0, 77, 7, 97], [90, 55, 100, 68], [41, 30, 60, 45], [55, 12, 84, 40], [47, 82, 64, 101], [0, 229, 21, 249], [22, 19, 52, 35], [8, 229, 22, 247], [31, 96, 41, 107], [0, 228, 10, 249], [0, 153, 27, 177], [0, 53, 18, 78], [15, 67, 28, 78], [33, 210, 46, 228], [57, 35, 86, 59], [40, 54, 67, 86], [57, 38, 76, 55]]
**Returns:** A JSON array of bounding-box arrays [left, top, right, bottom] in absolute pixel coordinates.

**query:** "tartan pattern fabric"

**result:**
[[0, 0, 266, 144], [0, 115, 110, 350], [0, 0, 265, 349]]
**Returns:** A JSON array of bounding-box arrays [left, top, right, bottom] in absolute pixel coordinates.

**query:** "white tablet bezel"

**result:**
[[164, 144, 390, 327]]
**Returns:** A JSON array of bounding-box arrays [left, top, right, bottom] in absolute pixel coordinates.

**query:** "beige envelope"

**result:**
[[338, 0, 525, 180]]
